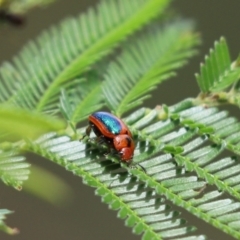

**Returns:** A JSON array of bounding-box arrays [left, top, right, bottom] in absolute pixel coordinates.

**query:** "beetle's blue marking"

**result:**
[[92, 112, 121, 135]]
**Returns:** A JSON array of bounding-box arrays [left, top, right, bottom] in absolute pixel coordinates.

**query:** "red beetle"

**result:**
[[85, 112, 134, 163]]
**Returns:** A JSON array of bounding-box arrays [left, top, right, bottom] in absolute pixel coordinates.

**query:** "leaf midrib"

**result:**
[[133, 168, 240, 239], [28, 141, 163, 240], [116, 34, 184, 116], [71, 85, 102, 122], [35, 0, 170, 112]]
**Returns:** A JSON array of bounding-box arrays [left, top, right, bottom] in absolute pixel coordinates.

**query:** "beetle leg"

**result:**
[[96, 135, 106, 145], [85, 123, 92, 136], [81, 122, 93, 141], [81, 127, 90, 141]]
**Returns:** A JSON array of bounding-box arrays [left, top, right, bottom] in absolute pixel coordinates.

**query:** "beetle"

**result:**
[[85, 111, 135, 163]]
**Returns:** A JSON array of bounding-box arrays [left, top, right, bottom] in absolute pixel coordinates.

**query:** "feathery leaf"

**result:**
[[26, 102, 240, 239], [103, 20, 200, 116], [0, 149, 30, 189], [27, 132, 204, 240], [196, 37, 240, 93], [0, 0, 171, 113], [60, 76, 104, 125]]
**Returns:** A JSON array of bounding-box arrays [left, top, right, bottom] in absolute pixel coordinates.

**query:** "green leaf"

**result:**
[[0, 209, 18, 235], [26, 101, 240, 239], [60, 76, 104, 124], [195, 37, 240, 93], [27, 132, 204, 240], [0, 0, 171, 113], [210, 68, 240, 92], [103, 20, 200, 116], [0, 103, 66, 141], [0, 148, 30, 189]]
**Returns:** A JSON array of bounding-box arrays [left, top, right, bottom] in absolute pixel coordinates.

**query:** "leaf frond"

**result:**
[[0, 0, 171, 113], [60, 76, 104, 125], [196, 37, 240, 93], [103, 20, 200, 116], [128, 106, 240, 239], [25, 101, 240, 239], [27, 133, 204, 240], [0, 149, 30, 189]]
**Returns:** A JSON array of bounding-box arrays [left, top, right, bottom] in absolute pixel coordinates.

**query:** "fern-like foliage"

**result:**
[[27, 132, 204, 240], [0, 209, 18, 235], [1, 0, 240, 238], [196, 37, 240, 93], [0, 149, 30, 189], [103, 20, 199, 116], [59, 20, 199, 123], [130, 105, 240, 239], [60, 76, 103, 125], [25, 102, 240, 239], [0, 0, 171, 113]]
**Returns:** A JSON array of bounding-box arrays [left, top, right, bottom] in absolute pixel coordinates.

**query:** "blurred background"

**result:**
[[0, 0, 239, 239]]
